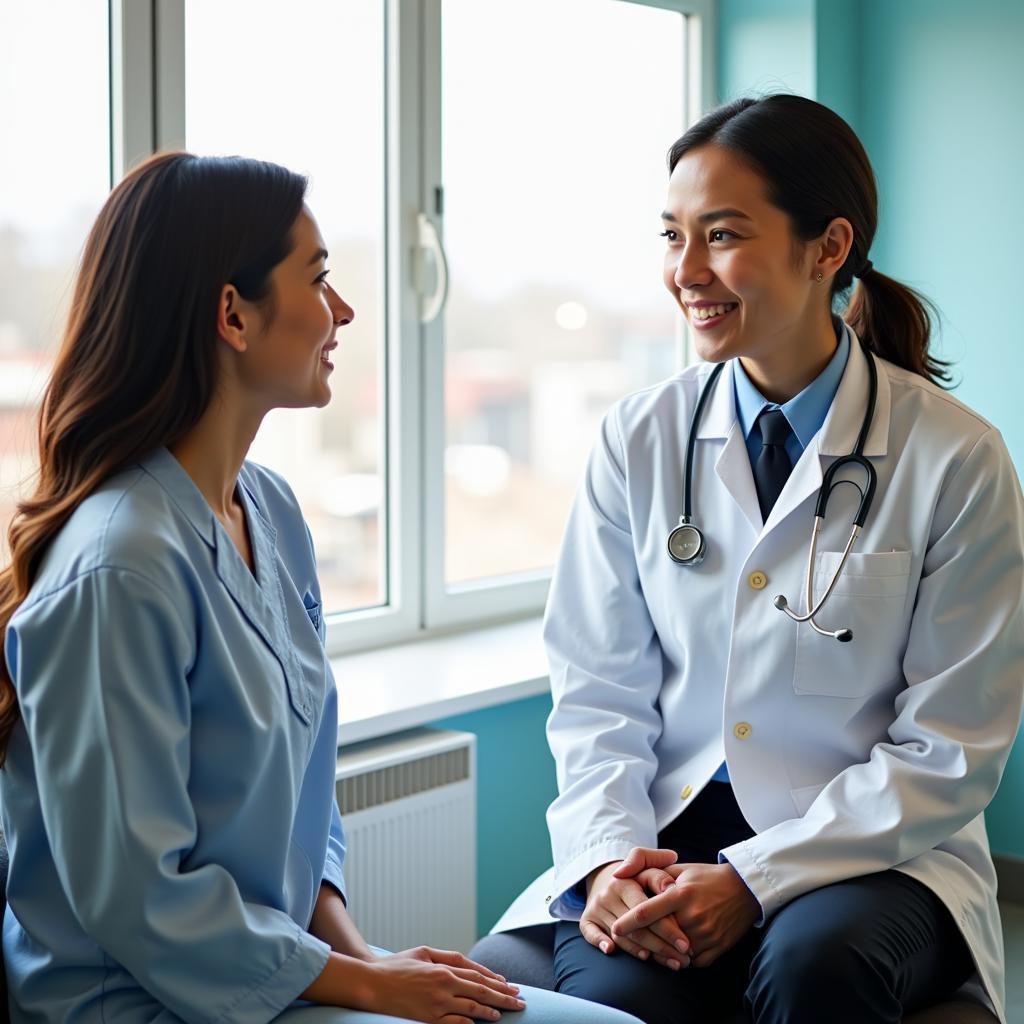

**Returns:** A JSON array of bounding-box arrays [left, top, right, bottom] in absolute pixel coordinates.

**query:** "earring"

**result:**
[[815, 272, 824, 283]]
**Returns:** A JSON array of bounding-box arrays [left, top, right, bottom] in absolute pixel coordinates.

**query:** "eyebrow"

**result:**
[[660, 208, 753, 224], [307, 247, 329, 266]]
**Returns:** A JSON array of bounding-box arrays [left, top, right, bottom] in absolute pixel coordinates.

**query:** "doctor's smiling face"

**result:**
[[662, 143, 851, 401], [219, 206, 354, 412]]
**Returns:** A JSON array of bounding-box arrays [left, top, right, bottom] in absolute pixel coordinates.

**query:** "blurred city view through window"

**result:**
[[184, 0, 388, 615], [1, 0, 688, 621], [441, 0, 685, 584], [0, 2, 110, 567]]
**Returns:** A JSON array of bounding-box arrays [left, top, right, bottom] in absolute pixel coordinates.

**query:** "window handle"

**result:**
[[416, 212, 449, 324]]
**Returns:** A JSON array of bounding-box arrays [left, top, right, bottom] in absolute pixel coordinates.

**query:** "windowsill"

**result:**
[[332, 616, 550, 746]]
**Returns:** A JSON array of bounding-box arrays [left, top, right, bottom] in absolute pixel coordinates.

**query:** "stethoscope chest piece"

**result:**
[[668, 520, 707, 565], [668, 336, 880, 643]]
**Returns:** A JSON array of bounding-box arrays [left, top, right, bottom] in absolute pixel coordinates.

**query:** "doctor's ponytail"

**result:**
[[668, 94, 951, 387], [844, 264, 948, 385]]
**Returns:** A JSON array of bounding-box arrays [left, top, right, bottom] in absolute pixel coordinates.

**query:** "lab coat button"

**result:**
[[748, 571, 768, 590], [680, 784, 693, 800], [734, 721, 753, 740], [545, 894, 553, 903]]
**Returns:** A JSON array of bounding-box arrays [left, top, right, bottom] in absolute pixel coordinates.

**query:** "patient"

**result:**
[[0, 153, 640, 1024]]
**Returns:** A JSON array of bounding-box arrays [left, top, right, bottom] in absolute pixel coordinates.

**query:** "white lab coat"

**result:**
[[494, 330, 1024, 1023]]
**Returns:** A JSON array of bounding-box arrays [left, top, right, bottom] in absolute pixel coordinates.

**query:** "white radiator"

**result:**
[[335, 728, 477, 953]]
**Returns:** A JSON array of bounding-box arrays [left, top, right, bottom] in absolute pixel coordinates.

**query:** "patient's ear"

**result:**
[[216, 284, 249, 354]]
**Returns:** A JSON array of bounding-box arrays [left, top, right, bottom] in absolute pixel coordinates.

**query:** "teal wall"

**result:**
[[717, 0, 1024, 858], [437, 4, 1024, 942], [717, 0, 862, 129], [811, 0, 862, 135], [859, 0, 1024, 473], [717, 0, 816, 101], [857, 0, 1024, 857], [431, 695, 557, 937]]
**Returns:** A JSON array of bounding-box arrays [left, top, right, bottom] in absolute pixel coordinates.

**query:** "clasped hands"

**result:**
[[581, 847, 760, 971]]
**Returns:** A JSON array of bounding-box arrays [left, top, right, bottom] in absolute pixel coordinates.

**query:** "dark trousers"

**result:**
[[553, 783, 974, 1024]]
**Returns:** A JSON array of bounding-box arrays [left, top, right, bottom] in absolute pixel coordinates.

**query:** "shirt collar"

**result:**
[[137, 447, 218, 545], [733, 319, 851, 450], [137, 447, 272, 552]]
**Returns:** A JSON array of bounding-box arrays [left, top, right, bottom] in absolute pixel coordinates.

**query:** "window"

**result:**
[[0, 1, 111, 563], [439, 0, 687, 591], [183, 0, 388, 616], [0, 0, 711, 652]]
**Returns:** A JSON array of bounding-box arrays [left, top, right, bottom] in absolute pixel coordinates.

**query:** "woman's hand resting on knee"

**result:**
[[302, 945, 525, 1023], [580, 848, 693, 971], [611, 860, 760, 968]]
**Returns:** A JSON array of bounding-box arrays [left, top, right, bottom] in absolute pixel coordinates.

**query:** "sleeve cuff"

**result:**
[[718, 840, 777, 927], [219, 925, 331, 1022], [323, 853, 348, 906]]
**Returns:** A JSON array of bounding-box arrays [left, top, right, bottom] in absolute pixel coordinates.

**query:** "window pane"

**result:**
[[442, 0, 685, 585], [0, 2, 110, 563], [185, 0, 386, 615]]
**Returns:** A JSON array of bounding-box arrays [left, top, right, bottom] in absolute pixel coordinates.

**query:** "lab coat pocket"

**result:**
[[792, 550, 911, 697]]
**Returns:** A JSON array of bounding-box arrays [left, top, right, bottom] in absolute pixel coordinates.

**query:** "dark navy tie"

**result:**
[[754, 409, 793, 522]]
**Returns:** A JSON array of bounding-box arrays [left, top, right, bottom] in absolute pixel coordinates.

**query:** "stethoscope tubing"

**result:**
[[681, 361, 726, 525], [674, 338, 880, 642]]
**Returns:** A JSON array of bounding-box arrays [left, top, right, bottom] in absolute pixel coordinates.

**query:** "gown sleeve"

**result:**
[[299, 515, 348, 905], [322, 800, 348, 904], [6, 566, 331, 1023]]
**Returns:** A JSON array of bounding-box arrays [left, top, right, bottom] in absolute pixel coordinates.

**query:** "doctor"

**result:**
[[0, 153, 640, 1024], [492, 95, 1024, 1024]]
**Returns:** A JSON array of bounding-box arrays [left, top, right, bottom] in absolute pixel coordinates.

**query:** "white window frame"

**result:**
[[108, 0, 715, 654], [418, 0, 715, 630]]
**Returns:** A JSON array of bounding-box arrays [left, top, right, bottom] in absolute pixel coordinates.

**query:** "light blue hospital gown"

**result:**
[[1, 448, 635, 1024]]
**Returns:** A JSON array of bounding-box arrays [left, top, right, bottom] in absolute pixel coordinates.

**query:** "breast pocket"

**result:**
[[302, 592, 323, 635], [792, 550, 911, 697]]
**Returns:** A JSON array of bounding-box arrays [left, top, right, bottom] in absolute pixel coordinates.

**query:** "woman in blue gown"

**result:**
[[0, 153, 639, 1024]]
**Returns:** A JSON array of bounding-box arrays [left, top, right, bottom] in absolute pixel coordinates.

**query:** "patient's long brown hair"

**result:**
[[0, 152, 307, 765]]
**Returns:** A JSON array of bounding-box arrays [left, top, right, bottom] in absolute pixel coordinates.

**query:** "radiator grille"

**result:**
[[336, 729, 477, 952], [338, 746, 471, 813]]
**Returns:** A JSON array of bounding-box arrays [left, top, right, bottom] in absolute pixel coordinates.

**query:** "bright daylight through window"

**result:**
[[441, 0, 685, 585], [185, 0, 388, 617], [0, 0, 695, 644], [0, 2, 110, 566]]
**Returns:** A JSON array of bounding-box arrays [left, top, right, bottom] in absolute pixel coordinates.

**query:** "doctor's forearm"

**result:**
[[309, 882, 374, 960]]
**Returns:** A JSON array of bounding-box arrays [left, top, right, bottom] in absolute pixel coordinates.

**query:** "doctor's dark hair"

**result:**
[[668, 94, 950, 387], [0, 152, 308, 765]]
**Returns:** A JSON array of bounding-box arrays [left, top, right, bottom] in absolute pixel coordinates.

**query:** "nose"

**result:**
[[328, 284, 355, 326], [672, 244, 713, 291]]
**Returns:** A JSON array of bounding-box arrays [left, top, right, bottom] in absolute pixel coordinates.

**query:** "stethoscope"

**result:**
[[667, 339, 878, 643]]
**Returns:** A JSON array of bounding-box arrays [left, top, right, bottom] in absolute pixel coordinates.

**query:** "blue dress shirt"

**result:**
[[711, 323, 850, 783], [1, 448, 346, 1022]]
